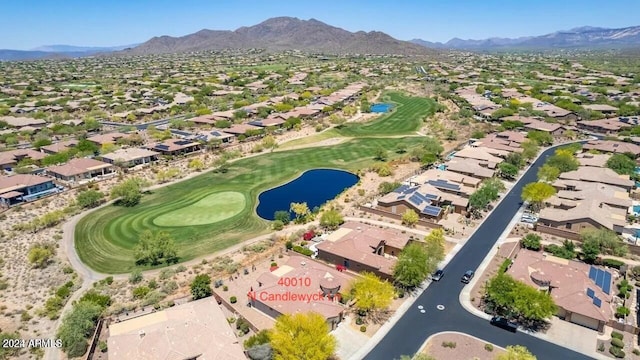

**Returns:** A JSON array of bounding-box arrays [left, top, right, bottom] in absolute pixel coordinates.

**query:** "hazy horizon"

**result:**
[[2, 0, 639, 50]]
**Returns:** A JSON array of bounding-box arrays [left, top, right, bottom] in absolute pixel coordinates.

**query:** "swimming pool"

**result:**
[[634, 205, 640, 214], [436, 164, 447, 171]]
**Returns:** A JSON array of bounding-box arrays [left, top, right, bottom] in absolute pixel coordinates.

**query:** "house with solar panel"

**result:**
[[377, 182, 468, 220], [508, 249, 614, 332], [147, 138, 201, 156]]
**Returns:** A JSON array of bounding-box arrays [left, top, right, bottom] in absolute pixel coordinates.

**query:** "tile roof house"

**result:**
[[576, 118, 633, 135], [508, 249, 613, 331], [108, 297, 246, 360], [46, 158, 114, 183], [583, 140, 640, 158], [86, 132, 132, 146], [445, 158, 496, 179], [538, 182, 631, 236], [316, 222, 413, 280], [248, 255, 353, 330], [378, 182, 469, 216], [0, 149, 47, 170], [453, 146, 504, 164], [557, 166, 634, 191], [148, 139, 201, 156], [576, 153, 610, 168], [100, 148, 160, 167], [0, 174, 57, 207], [40, 140, 79, 155]]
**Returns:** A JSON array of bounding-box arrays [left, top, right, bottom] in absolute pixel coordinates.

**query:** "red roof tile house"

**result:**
[[316, 222, 413, 280], [508, 249, 614, 331], [248, 255, 353, 330], [47, 158, 114, 183]]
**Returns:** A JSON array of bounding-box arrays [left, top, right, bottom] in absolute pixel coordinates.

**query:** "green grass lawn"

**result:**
[[75, 91, 435, 274], [153, 191, 246, 227], [336, 92, 435, 137]]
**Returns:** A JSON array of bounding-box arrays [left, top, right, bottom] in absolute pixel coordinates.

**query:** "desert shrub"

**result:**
[[292, 245, 313, 256], [484, 344, 494, 352], [633, 348, 640, 355], [360, 325, 367, 332], [441, 341, 457, 348], [230, 296, 237, 304], [129, 270, 143, 284], [611, 331, 624, 340], [603, 258, 625, 269], [609, 346, 625, 358], [132, 286, 150, 299], [611, 338, 625, 348]]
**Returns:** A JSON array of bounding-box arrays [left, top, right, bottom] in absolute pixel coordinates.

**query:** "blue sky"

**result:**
[[3, 0, 640, 49]]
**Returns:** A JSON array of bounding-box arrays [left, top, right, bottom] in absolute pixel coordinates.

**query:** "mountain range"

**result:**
[[411, 25, 640, 50], [121, 17, 431, 56], [0, 43, 138, 61]]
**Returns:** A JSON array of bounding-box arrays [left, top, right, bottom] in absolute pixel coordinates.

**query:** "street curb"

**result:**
[[416, 331, 508, 354]]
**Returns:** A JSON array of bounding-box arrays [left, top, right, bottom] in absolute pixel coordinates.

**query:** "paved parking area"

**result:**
[[532, 317, 605, 359], [333, 315, 370, 360]]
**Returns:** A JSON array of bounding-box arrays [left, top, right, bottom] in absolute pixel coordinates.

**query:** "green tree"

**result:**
[[521, 182, 556, 210], [492, 108, 516, 119], [57, 301, 103, 358], [262, 135, 278, 152], [521, 234, 541, 251], [424, 229, 446, 268], [498, 162, 519, 180], [274, 210, 291, 225], [537, 165, 560, 182], [545, 150, 579, 173], [527, 130, 553, 146], [422, 137, 444, 157], [270, 312, 336, 360], [290, 202, 311, 224], [0, 332, 21, 359], [188, 158, 205, 171], [606, 153, 636, 176], [319, 209, 344, 230], [350, 272, 395, 313], [580, 237, 601, 263], [190, 274, 213, 300], [378, 181, 401, 195], [580, 228, 628, 257], [134, 230, 178, 266], [394, 242, 430, 288], [495, 345, 537, 360], [110, 177, 149, 207], [76, 190, 104, 209], [28, 243, 55, 268], [486, 273, 556, 326], [401, 209, 419, 227], [374, 147, 388, 161], [520, 140, 539, 160]]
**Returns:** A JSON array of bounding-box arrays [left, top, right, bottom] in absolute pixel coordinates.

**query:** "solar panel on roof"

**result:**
[[588, 266, 597, 281], [397, 195, 406, 200], [175, 140, 192, 146], [586, 288, 595, 299], [602, 272, 612, 295], [423, 193, 439, 201], [422, 205, 441, 216], [155, 144, 169, 150], [409, 194, 424, 205], [593, 297, 602, 308], [395, 185, 409, 193], [428, 179, 460, 191], [595, 269, 605, 288]]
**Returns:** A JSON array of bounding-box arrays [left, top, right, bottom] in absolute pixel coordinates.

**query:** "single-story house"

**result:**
[[445, 158, 496, 179], [194, 129, 235, 144], [576, 118, 631, 135], [248, 255, 353, 330], [224, 124, 262, 137], [0, 174, 58, 207], [508, 249, 613, 332], [100, 148, 160, 167], [583, 140, 640, 158], [316, 222, 413, 280], [0, 149, 47, 171], [47, 158, 114, 183], [557, 166, 634, 191], [583, 104, 619, 115], [40, 140, 79, 155], [108, 297, 246, 360], [86, 132, 132, 146], [148, 139, 201, 156]]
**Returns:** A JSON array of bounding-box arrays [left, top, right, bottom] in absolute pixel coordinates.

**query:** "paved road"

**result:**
[[364, 144, 592, 360]]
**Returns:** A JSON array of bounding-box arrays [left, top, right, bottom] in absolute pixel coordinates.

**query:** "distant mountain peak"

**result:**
[[123, 16, 433, 56], [411, 25, 640, 50]]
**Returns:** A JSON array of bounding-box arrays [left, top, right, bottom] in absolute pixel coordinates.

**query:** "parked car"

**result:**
[[490, 316, 518, 333], [431, 269, 444, 281], [461, 270, 475, 284]]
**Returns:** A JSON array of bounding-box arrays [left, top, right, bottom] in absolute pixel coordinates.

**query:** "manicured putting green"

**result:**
[[153, 191, 246, 226]]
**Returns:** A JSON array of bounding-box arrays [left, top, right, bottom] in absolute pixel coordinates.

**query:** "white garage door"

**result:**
[[570, 313, 600, 330]]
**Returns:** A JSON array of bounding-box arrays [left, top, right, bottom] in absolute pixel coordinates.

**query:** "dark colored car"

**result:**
[[432, 269, 444, 281], [461, 270, 474, 284], [490, 316, 518, 333]]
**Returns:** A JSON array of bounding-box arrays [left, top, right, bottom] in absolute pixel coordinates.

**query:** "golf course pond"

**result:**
[[256, 169, 359, 220]]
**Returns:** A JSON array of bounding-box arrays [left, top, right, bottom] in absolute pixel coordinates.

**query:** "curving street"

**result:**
[[363, 143, 593, 360]]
